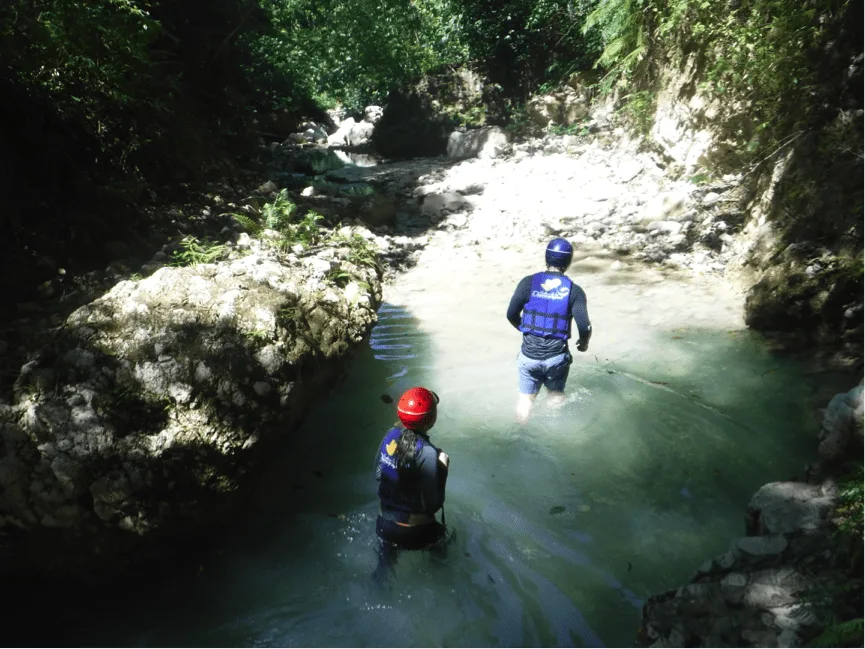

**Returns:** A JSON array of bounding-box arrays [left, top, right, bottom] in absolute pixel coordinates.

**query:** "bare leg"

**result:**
[[547, 390, 566, 409], [516, 393, 537, 425]]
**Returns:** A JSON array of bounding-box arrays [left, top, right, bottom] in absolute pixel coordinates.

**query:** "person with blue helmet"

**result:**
[[506, 238, 592, 424]]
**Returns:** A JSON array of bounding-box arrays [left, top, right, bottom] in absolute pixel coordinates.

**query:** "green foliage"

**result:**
[[617, 90, 656, 135], [548, 124, 575, 136], [583, 0, 650, 91], [581, 0, 853, 160], [325, 267, 354, 288], [806, 618, 864, 648], [231, 212, 264, 237], [233, 190, 326, 251], [171, 236, 229, 267], [335, 233, 380, 271], [688, 170, 714, 185], [277, 304, 303, 333], [249, 0, 469, 111], [245, 328, 270, 342], [444, 104, 488, 128], [286, 211, 325, 250], [503, 106, 543, 137], [458, 0, 602, 93], [326, 236, 378, 288], [798, 475, 864, 649], [548, 120, 590, 136], [0, 0, 161, 173], [261, 189, 297, 231], [834, 466, 864, 539], [0, 0, 279, 183]]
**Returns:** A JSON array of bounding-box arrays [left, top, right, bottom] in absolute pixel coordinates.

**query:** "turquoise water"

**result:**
[[59, 300, 839, 648]]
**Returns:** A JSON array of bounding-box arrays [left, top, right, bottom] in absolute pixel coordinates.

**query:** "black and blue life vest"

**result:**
[[518, 272, 573, 340], [377, 427, 426, 522]]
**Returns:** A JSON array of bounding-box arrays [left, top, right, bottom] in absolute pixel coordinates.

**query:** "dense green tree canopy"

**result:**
[[248, 0, 469, 111], [0, 0, 860, 308]]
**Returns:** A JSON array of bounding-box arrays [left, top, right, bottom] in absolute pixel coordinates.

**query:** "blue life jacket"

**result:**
[[377, 427, 426, 522], [519, 272, 573, 340]]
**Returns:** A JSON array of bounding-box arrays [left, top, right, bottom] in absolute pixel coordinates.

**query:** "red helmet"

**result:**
[[397, 387, 439, 430]]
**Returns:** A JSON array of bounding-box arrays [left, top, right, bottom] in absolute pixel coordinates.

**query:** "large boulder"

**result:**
[[420, 191, 472, 220], [347, 120, 375, 147], [446, 127, 509, 159], [817, 381, 864, 461], [746, 482, 836, 536], [328, 107, 382, 147], [372, 65, 496, 158], [0, 238, 381, 578], [261, 103, 335, 140], [363, 105, 383, 124], [371, 91, 451, 158], [327, 117, 357, 146], [527, 88, 590, 127], [741, 126, 863, 361]]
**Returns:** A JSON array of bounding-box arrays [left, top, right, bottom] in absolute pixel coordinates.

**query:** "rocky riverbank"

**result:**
[[283, 127, 753, 280], [637, 380, 864, 648]]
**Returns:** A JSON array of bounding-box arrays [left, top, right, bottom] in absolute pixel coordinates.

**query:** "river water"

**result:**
[[56, 239, 846, 648]]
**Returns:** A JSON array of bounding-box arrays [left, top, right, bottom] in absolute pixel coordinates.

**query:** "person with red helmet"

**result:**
[[506, 238, 592, 424], [374, 386, 450, 549]]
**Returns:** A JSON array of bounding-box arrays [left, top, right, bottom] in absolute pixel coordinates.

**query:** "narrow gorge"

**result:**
[[0, 0, 861, 646]]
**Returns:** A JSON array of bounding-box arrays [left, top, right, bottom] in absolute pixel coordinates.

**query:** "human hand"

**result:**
[[438, 451, 450, 468], [576, 341, 589, 352]]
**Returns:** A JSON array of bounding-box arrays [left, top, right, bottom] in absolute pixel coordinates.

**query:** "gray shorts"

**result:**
[[517, 351, 571, 394]]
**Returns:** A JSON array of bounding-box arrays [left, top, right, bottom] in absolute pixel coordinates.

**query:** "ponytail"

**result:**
[[396, 428, 420, 480]]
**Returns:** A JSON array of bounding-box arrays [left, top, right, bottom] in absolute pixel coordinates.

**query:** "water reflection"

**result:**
[[333, 149, 380, 167], [292, 148, 381, 176]]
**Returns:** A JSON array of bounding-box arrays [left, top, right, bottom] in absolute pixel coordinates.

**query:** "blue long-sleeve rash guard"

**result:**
[[506, 272, 592, 360]]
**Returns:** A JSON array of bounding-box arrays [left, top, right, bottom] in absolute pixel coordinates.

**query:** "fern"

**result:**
[[806, 618, 864, 648], [171, 236, 227, 267], [583, 0, 650, 90], [261, 189, 296, 230], [231, 212, 263, 236]]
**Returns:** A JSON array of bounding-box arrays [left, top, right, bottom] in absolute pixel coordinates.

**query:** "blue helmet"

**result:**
[[545, 238, 573, 269]]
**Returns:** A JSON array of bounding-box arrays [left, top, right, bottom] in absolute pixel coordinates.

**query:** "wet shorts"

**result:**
[[517, 350, 571, 394], [376, 516, 446, 550]]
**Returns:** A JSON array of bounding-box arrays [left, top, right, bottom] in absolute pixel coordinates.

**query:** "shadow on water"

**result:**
[[44, 300, 852, 648]]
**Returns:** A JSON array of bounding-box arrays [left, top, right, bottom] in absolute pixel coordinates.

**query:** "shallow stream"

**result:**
[[58, 241, 847, 647]]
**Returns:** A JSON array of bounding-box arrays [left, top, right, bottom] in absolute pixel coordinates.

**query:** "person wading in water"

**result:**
[[373, 387, 450, 583], [506, 238, 592, 424]]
